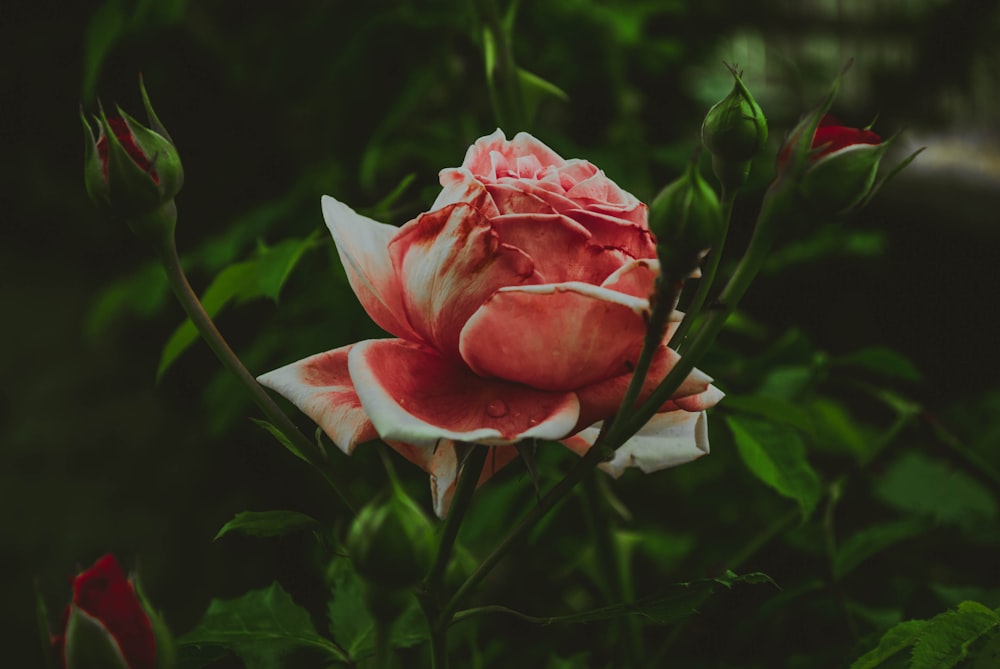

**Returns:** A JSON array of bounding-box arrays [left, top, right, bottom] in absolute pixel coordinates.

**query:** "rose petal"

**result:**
[[600, 257, 660, 299], [460, 130, 566, 182], [485, 183, 562, 216], [434, 167, 502, 217], [459, 282, 649, 392], [321, 196, 419, 341], [349, 339, 580, 445], [563, 208, 657, 259], [574, 345, 720, 429], [388, 440, 520, 517], [257, 344, 378, 454], [389, 202, 540, 357], [562, 410, 711, 478], [490, 213, 628, 285]]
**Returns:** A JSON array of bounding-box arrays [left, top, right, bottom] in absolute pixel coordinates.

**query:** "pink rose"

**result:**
[[259, 130, 722, 515]]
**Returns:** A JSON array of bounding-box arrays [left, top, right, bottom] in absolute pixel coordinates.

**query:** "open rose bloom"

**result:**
[[259, 130, 723, 516]]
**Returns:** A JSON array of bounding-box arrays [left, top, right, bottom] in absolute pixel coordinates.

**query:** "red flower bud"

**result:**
[[52, 554, 157, 669], [82, 78, 183, 242], [776, 113, 892, 215]]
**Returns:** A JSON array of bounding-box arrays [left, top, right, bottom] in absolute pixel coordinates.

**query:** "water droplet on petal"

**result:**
[[486, 399, 509, 418]]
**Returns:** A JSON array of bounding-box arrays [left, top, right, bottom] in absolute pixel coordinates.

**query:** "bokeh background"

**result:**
[[3, 0, 1000, 666]]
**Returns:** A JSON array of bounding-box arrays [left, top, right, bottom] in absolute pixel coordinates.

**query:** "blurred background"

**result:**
[[3, 0, 999, 666]]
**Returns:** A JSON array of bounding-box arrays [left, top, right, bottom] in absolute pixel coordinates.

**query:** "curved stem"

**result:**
[[155, 233, 356, 514], [428, 445, 489, 587], [670, 190, 736, 352], [437, 443, 606, 626]]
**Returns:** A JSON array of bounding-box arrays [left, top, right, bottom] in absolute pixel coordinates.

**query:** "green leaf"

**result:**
[[177, 582, 346, 668], [721, 394, 816, 438], [86, 262, 169, 341], [454, 571, 775, 625], [850, 619, 928, 668], [834, 517, 934, 580], [803, 397, 873, 461], [850, 602, 1000, 669], [250, 418, 311, 464], [326, 558, 426, 660], [214, 510, 320, 541], [832, 346, 922, 382], [874, 453, 997, 530], [517, 67, 569, 123], [157, 236, 317, 379], [911, 602, 1000, 669], [726, 416, 822, 520]]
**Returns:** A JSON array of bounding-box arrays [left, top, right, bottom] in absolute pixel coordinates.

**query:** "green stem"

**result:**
[[374, 618, 392, 669], [670, 190, 736, 352], [154, 232, 356, 514], [437, 443, 607, 627], [581, 472, 642, 663], [607, 188, 787, 448], [428, 446, 489, 587]]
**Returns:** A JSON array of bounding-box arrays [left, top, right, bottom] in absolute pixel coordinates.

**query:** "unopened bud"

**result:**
[[701, 65, 768, 193], [649, 157, 723, 275]]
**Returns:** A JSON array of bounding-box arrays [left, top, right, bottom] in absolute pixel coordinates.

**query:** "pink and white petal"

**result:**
[[321, 196, 419, 341], [388, 440, 520, 517], [508, 132, 567, 171], [600, 257, 660, 300], [562, 410, 711, 478], [257, 344, 377, 455], [349, 339, 580, 446], [563, 208, 658, 259], [434, 167, 502, 217], [495, 178, 583, 215], [586, 201, 648, 226], [490, 214, 624, 285], [459, 129, 509, 181], [485, 183, 561, 216], [566, 171, 642, 210], [389, 202, 540, 357], [459, 282, 650, 392], [574, 346, 720, 430]]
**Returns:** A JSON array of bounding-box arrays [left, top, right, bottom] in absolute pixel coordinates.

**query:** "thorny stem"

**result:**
[[154, 230, 356, 514]]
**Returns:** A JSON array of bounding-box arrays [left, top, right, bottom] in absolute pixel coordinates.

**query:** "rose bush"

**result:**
[[52, 554, 157, 669], [259, 130, 722, 515]]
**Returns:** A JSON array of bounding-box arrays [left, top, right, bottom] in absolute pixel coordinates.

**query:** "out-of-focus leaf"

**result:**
[[34, 580, 56, 669], [911, 602, 1000, 669], [82, 0, 190, 101], [325, 558, 426, 659], [834, 517, 934, 579], [517, 67, 569, 123], [250, 418, 310, 464], [850, 619, 928, 668], [874, 453, 997, 530], [86, 262, 169, 341], [832, 346, 922, 382], [213, 510, 319, 541], [177, 582, 346, 668], [157, 236, 316, 378], [803, 397, 873, 461], [757, 365, 815, 402], [763, 225, 885, 273], [726, 416, 822, 520], [454, 571, 775, 625], [722, 394, 816, 438]]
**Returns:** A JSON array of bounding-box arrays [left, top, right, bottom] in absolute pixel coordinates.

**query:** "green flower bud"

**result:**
[[701, 65, 768, 193], [82, 78, 183, 243], [648, 157, 723, 275], [347, 487, 435, 590]]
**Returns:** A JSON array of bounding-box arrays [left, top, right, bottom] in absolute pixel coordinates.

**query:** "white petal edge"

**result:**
[[348, 340, 581, 447]]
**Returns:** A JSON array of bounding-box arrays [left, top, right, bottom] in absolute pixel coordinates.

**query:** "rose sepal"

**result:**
[[62, 605, 133, 669], [132, 571, 177, 669]]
